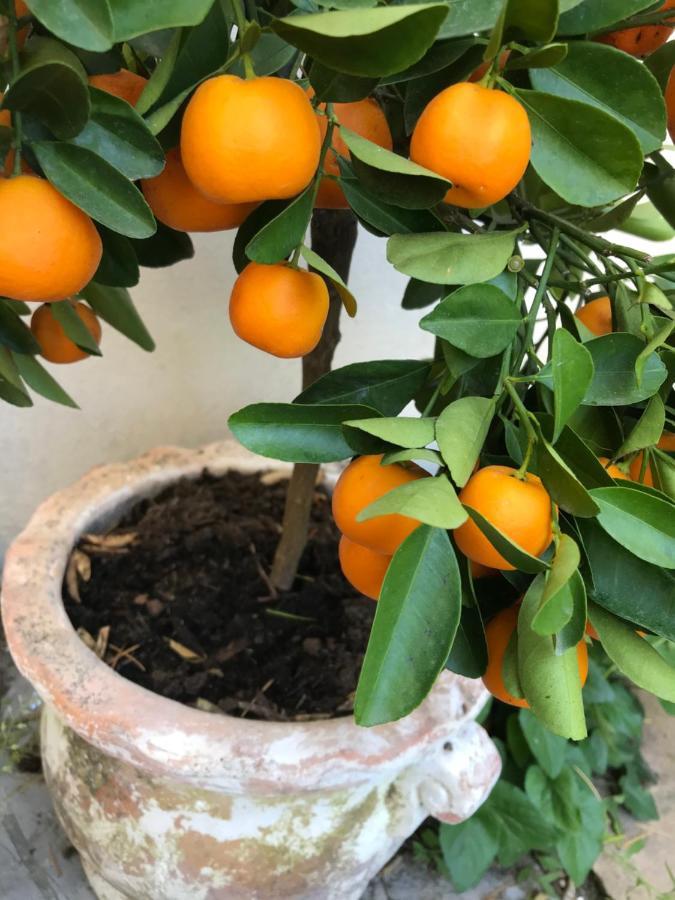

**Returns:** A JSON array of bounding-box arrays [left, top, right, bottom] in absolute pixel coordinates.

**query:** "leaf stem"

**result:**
[[231, 0, 256, 79], [504, 379, 537, 478], [514, 226, 560, 376]]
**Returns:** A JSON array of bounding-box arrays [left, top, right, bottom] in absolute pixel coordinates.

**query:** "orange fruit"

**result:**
[[667, 67, 675, 142], [0, 175, 101, 302], [181, 75, 321, 205], [141, 148, 255, 233], [596, 0, 675, 57], [338, 536, 391, 601], [332, 454, 426, 555], [629, 432, 675, 486], [31, 301, 101, 364], [88, 70, 147, 107], [410, 82, 531, 209], [229, 262, 329, 358], [575, 295, 612, 336], [598, 456, 630, 481], [454, 465, 554, 571], [313, 95, 393, 208], [484, 604, 589, 708]]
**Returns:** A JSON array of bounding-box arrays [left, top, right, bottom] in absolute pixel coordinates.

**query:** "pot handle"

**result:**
[[416, 721, 501, 824]]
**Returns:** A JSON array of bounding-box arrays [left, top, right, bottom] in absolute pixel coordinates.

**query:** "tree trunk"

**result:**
[[269, 209, 358, 591]]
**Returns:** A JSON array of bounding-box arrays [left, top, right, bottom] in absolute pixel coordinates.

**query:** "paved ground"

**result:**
[[2, 647, 674, 900]]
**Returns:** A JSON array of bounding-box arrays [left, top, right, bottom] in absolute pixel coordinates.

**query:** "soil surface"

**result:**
[[63, 470, 374, 720]]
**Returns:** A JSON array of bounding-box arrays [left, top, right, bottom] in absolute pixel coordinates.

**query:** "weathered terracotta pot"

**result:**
[[2, 442, 500, 900]]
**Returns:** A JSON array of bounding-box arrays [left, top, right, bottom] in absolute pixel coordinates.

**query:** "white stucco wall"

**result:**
[[0, 227, 433, 555]]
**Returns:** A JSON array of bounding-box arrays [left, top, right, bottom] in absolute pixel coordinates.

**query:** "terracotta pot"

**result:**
[[2, 442, 500, 900]]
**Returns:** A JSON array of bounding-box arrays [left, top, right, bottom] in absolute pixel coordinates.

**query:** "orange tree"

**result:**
[[1, 0, 675, 741]]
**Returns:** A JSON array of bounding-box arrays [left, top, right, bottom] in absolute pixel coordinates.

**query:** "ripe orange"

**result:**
[[181, 75, 321, 205], [410, 82, 531, 209], [141, 148, 255, 233], [629, 432, 675, 485], [484, 605, 588, 708], [313, 95, 393, 208], [332, 454, 426, 555], [598, 456, 630, 481], [596, 0, 675, 57], [454, 465, 554, 571], [338, 536, 391, 601], [88, 70, 147, 106], [31, 302, 101, 363], [667, 67, 675, 143], [229, 262, 329, 358], [575, 295, 612, 336], [0, 175, 101, 302]]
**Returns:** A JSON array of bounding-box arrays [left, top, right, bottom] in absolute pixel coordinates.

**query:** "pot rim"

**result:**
[[1, 440, 488, 789]]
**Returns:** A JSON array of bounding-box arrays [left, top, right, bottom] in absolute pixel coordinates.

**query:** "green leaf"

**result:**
[[309, 62, 379, 103], [31, 141, 156, 239], [381, 37, 474, 84], [577, 518, 675, 641], [530, 42, 666, 155], [134, 29, 182, 116], [387, 229, 521, 286], [299, 244, 357, 317], [486, 780, 559, 854], [532, 534, 579, 636], [589, 486, 675, 570], [436, 396, 495, 487], [463, 507, 550, 573], [80, 282, 154, 351], [620, 202, 675, 242], [506, 43, 569, 71], [295, 359, 431, 415], [617, 395, 666, 458], [339, 126, 450, 209], [228, 402, 378, 463], [271, 5, 449, 78], [95, 225, 139, 288], [108, 0, 215, 41], [536, 416, 614, 488], [518, 709, 567, 778], [0, 301, 40, 355], [445, 602, 487, 678], [644, 40, 675, 91], [70, 87, 164, 180], [340, 178, 441, 236], [0, 351, 32, 406], [358, 474, 467, 530], [3, 37, 90, 140], [518, 575, 587, 740], [402, 278, 444, 310], [13, 353, 78, 408], [420, 284, 522, 358], [558, 0, 654, 34], [589, 602, 675, 703], [131, 223, 193, 269], [49, 302, 100, 355], [25, 0, 114, 52], [551, 329, 594, 442], [246, 186, 314, 265], [620, 771, 658, 821], [486, 0, 558, 59], [437, 0, 502, 38], [355, 526, 461, 725], [439, 815, 499, 892], [344, 415, 436, 448], [635, 321, 673, 386], [554, 571, 588, 653], [516, 89, 643, 208], [536, 433, 601, 517]]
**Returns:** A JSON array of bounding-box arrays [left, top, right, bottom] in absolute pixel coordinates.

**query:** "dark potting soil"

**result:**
[[62, 470, 374, 720]]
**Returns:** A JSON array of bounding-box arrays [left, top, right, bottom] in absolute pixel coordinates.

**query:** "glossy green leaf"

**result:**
[[0, 351, 32, 407], [518, 575, 587, 740], [382, 447, 443, 467], [436, 396, 495, 487], [131, 223, 193, 269], [644, 40, 675, 90], [438, 813, 498, 892], [340, 126, 450, 209], [309, 63, 379, 102], [532, 534, 579, 636], [517, 89, 643, 208], [246, 186, 314, 265], [108, 0, 215, 41], [502, 628, 525, 700], [589, 602, 675, 702], [70, 87, 164, 180], [32, 142, 156, 239], [551, 330, 594, 442], [228, 402, 378, 463], [300, 244, 357, 317], [486, 0, 558, 59], [358, 474, 467, 530], [344, 416, 436, 449], [402, 278, 444, 310], [617, 395, 666, 458], [590, 486, 675, 570], [530, 42, 666, 154], [271, 5, 449, 78], [48, 302, 100, 355], [445, 602, 487, 678], [554, 570, 588, 653], [381, 37, 474, 84], [80, 282, 154, 351], [387, 229, 521, 286], [558, 0, 654, 33], [536, 434, 600, 517], [519, 709, 567, 778], [635, 321, 673, 386], [0, 301, 40, 355], [506, 43, 569, 71], [95, 226, 139, 288], [25, 0, 114, 51], [295, 359, 431, 415], [340, 178, 442, 236], [437, 0, 502, 38], [134, 30, 182, 116], [355, 526, 461, 725], [3, 37, 90, 140], [13, 353, 78, 408], [620, 202, 675, 242], [463, 507, 550, 573], [420, 284, 522, 357]]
